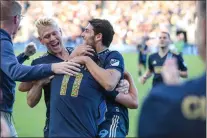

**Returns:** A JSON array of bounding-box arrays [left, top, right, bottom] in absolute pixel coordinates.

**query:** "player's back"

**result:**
[[49, 67, 106, 137], [138, 73, 206, 138]]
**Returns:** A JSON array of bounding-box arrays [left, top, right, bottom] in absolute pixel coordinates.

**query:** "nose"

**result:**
[[81, 32, 85, 38], [50, 34, 56, 41]]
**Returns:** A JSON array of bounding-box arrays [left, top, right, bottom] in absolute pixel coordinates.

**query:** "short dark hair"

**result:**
[[89, 19, 115, 47], [161, 31, 171, 39]]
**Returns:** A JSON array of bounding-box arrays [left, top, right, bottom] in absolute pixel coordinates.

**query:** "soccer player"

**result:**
[[137, 37, 149, 77], [71, 19, 138, 138], [140, 31, 188, 87], [0, 2, 77, 136], [138, 1, 206, 138], [18, 17, 92, 137]]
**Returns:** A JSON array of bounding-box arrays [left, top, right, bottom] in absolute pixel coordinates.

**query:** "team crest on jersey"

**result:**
[[110, 59, 120, 66], [152, 60, 157, 65]]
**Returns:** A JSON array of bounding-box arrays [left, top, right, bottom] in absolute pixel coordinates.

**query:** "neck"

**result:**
[[1, 24, 13, 36], [158, 46, 169, 57], [51, 47, 69, 60], [95, 43, 108, 53]]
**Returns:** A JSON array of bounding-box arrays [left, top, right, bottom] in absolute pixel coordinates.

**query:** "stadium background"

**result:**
[[12, 1, 205, 137]]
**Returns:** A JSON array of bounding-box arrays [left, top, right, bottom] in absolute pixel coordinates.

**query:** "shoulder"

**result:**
[[149, 74, 206, 102], [31, 53, 50, 65], [149, 52, 158, 59]]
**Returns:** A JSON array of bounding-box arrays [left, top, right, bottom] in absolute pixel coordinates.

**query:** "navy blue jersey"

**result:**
[[49, 59, 106, 137], [97, 49, 129, 134], [30, 47, 72, 137], [138, 73, 206, 138], [148, 51, 187, 87]]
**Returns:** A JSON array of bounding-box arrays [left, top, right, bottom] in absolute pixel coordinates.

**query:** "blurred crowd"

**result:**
[[14, 1, 197, 54]]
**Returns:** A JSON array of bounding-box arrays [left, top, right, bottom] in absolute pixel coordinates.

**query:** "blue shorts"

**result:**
[[98, 114, 127, 138], [43, 118, 49, 138]]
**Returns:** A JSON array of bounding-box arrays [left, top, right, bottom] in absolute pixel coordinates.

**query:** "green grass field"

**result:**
[[13, 53, 205, 137]]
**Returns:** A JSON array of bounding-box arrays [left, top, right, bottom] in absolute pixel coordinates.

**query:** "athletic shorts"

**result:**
[[1, 111, 18, 137], [98, 114, 127, 138]]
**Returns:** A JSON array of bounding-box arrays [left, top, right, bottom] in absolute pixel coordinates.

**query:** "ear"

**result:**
[[59, 28, 62, 36], [14, 15, 18, 24], [38, 37, 44, 45], [95, 33, 102, 41]]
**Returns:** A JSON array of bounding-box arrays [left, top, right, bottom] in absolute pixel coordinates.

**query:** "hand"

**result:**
[[72, 45, 95, 57], [70, 56, 88, 65], [24, 42, 37, 57], [116, 79, 130, 94], [51, 61, 81, 76], [162, 58, 180, 85], [139, 76, 146, 84], [36, 75, 54, 86]]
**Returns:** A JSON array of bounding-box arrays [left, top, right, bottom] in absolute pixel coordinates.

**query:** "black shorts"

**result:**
[[98, 114, 127, 138]]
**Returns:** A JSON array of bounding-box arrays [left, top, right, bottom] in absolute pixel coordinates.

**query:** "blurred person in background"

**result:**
[[137, 36, 149, 77], [140, 31, 188, 87], [138, 1, 206, 138], [0, 1, 82, 137]]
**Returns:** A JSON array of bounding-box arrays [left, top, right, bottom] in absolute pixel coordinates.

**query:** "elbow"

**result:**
[[104, 83, 116, 91], [129, 101, 138, 109], [18, 85, 27, 92], [181, 71, 188, 78], [27, 99, 36, 108]]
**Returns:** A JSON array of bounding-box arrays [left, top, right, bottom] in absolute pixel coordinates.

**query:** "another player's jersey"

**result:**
[[97, 49, 129, 134], [137, 44, 148, 60], [148, 51, 187, 87], [138, 73, 206, 138], [49, 58, 106, 137]]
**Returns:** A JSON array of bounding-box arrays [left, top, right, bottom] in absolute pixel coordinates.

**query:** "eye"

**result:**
[[44, 34, 50, 39]]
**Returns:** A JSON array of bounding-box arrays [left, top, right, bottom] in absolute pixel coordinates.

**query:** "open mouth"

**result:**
[[50, 42, 60, 48]]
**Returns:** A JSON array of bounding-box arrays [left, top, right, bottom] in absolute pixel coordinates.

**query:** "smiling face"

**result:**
[[39, 25, 63, 54], [81, 23, 97, 48]]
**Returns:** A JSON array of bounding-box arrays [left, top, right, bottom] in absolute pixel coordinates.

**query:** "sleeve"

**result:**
[[176, 54, 187, 71], [16, 52, 29, 64], [148, 55, 153, 71], [104, 51, 125, 78], [138, 86, 180, 138], [1, 40, 53, 81]]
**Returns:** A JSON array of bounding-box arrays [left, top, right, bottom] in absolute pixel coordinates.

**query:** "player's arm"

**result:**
[[177, 54, 188, 78], [27, 76, 53, 108], [72, 51, 123, 91], [18, 82, 33, 92], [86, 58, 121, 91], [16, 42, 37, 64], [1, 40, 80, 81], [115, 71, 138, 109]]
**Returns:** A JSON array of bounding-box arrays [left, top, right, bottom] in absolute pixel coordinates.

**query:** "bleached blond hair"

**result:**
[[35, 17, 59, 37]]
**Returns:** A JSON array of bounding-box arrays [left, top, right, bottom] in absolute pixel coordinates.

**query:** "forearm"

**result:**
[[179, 71, 188, 78], [143, 70, 152, 80], [85, 57, 120, 91], [27, 82, 43, 108], [16, 52, 29, 64], [125, 72, 138, 104], [2, 44, 53, 81], [18, 82, 33, 92]]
